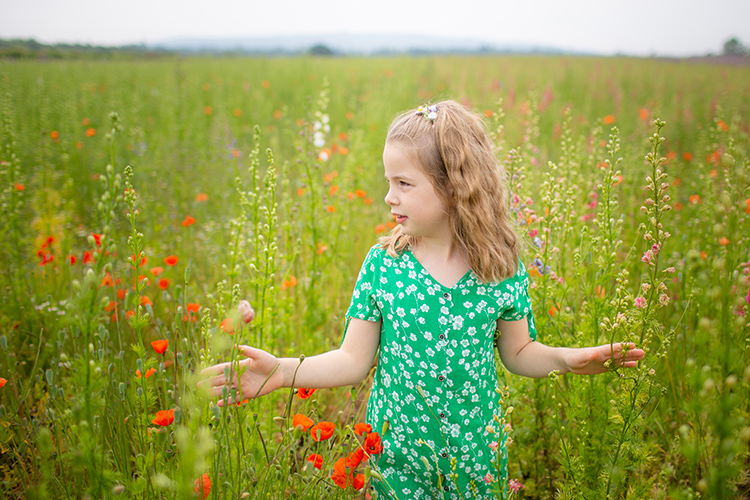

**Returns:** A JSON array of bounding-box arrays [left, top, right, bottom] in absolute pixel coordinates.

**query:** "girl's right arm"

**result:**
[[198, 317, 381, 405]]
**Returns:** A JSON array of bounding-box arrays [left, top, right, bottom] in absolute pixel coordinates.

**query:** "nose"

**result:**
[[384, 186, 397, 207]]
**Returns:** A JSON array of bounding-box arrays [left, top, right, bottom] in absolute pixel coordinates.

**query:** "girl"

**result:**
[[199, 100, 645, 499]]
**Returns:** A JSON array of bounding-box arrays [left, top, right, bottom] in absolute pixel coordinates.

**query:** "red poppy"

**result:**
[[196, 193, 209, 203], [151, 339, 169, 354], [354, 423, 371, 436], [293, 413, 314, 431], [182, 215, 196, 227], [158, 278, 169, 290], [363, 432, 382, 456], [164, 255, 179, 266], [281, 275, 297, 290], [100, 273, 114, 287], [14, 183, 25, 191], [131, 253, 147, 267], [0, 378, 7, 388], [331, 457, 353, 489], [150, 266, 164, 276], [91, 234, 102, 246], [310, 421, 335, 441], [67, 255, 77, 265], [151, 408, 175, 426], [347, 447, 365, 468], [140, 296, 152, 306], [603, 115, 615, 125], [297, 387, 317, 399], [306, 453, 323, 470], [353, 473, 365, 490], [220, 317, 237, 334], [194, 473, 211, 499], [136, 367, 156, 379], [83, 251, 94, 264]]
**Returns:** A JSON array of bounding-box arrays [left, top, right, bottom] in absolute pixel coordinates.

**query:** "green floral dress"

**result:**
[[346, 245, 537, 499]]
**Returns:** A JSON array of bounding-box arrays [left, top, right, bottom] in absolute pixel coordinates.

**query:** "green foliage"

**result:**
[[0, 55, 748, 499]]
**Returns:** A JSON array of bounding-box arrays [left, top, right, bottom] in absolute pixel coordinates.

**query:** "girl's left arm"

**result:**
[[495, 318, 645, 378]]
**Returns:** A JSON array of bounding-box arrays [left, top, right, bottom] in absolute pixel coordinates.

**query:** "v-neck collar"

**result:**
[[404, 247, 473, 290]]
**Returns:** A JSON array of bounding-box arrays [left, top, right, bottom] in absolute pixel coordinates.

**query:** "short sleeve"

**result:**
[[498, 261, 538, 341], [345, 246, 383, 323]]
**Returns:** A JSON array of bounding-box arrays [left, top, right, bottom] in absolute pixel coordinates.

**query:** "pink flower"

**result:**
[[641, 250, 653, 264], [489, 441, 498, 451], [528, 229, 538, 237], [483, 473, 493, 484], [745, 290, 750, 304], [652, 243, 660, 255], [509, 479, 525, 492], [634, 297, 647, 309]]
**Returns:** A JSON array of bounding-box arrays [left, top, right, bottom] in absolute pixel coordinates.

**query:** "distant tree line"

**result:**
[[723, 37, 748, 56], [2, 36, 748, 60], [0, 38, 173, 60]]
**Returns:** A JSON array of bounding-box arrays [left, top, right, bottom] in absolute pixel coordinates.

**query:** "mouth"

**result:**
[[392, 213, 407, 224]]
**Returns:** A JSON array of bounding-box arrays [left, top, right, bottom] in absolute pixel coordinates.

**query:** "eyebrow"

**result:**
[[384, 173, 416, 182]]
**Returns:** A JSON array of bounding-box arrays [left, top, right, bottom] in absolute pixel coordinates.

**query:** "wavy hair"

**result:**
[[378, 100, 520, 283]]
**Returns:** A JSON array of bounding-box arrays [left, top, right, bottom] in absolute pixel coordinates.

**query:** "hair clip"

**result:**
[[415, 104, 438, 124]]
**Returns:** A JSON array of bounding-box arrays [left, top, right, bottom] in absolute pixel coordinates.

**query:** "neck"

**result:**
[[413, 235, 464, 265]]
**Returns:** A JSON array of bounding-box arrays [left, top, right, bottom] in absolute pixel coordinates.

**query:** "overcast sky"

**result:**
[[2, 0, 748, 57]]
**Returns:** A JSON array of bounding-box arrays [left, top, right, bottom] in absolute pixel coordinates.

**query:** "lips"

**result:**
[[392, 213, 407, 224]]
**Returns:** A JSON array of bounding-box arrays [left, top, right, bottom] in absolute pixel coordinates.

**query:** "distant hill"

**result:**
[[150, 33, 582, 56]]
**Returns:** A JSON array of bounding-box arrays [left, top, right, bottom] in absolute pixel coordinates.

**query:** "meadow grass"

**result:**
[[0, 55, 748, 499]]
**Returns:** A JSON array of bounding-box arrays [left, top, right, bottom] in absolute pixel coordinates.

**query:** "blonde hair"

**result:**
[[379, 100, 520, 283]]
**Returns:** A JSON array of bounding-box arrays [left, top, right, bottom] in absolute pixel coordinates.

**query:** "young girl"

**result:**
[[199, 100, 645, 499]]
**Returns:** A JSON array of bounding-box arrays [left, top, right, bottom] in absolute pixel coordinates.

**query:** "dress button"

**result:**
[[439, 334, 445, 340], [438, 375, 445, 381], [439, 412, 445, 418], [441, 452, 448, 458], [443, 292, 450, 299]]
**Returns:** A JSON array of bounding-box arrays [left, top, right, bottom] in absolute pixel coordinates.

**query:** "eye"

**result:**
[[399, 181, 410, 187]]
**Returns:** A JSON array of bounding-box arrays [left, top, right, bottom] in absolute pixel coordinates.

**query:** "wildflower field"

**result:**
[[0, 55, 749, 499]]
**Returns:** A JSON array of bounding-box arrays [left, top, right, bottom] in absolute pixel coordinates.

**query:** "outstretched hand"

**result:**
[[197, 345, 284, 406], [563, 342, 645, 375]]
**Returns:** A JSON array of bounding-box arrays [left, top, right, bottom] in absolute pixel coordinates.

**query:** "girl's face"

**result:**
[[383, 143, 450, 240]]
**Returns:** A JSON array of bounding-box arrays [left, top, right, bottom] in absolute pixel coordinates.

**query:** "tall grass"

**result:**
[[0, 55, 748, 499]]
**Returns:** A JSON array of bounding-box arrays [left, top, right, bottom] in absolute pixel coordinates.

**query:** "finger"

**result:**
[[237, 345, 265, 360], [199, 360, 233, 377]]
